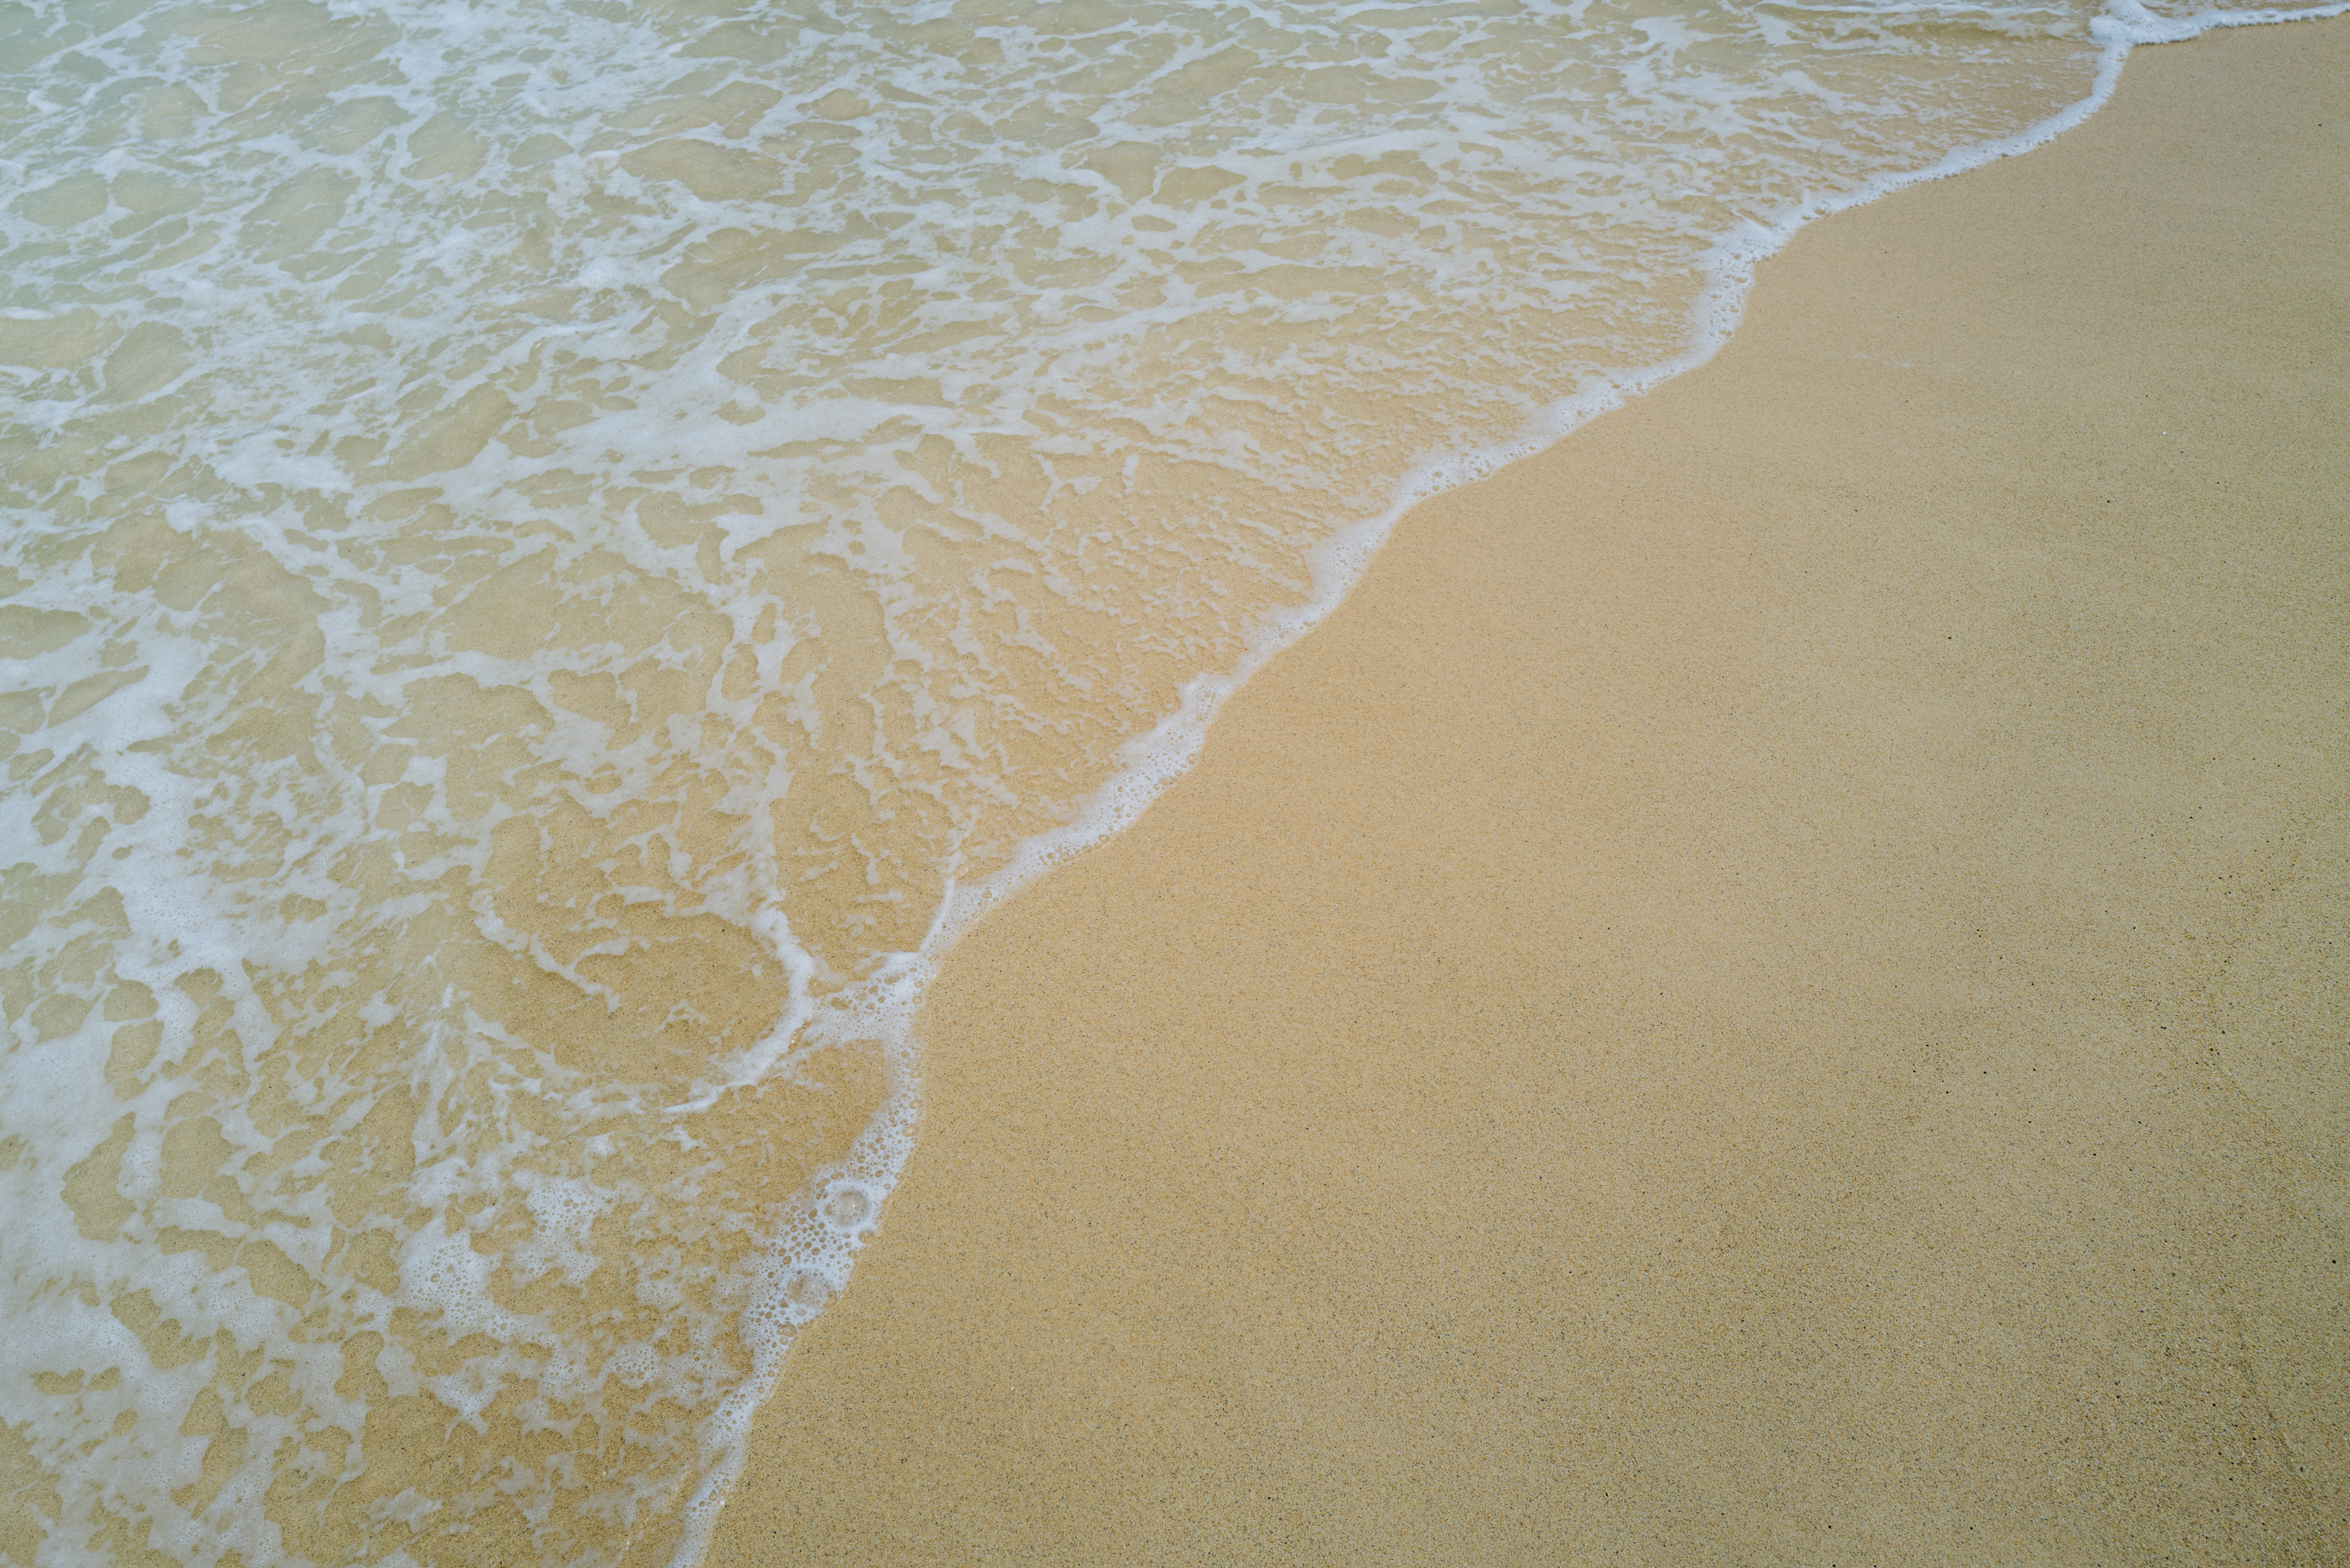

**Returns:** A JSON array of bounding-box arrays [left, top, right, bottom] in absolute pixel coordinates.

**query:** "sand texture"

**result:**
[[705, 21, 2348, 1566]]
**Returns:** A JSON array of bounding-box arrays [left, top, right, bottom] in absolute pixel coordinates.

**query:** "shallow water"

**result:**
[[0, 0, 2330, 1562]]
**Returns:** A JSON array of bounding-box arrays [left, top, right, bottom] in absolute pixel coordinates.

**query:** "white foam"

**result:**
[[3, 1, 2343, 1564], [674, 4, 2350, 1555]]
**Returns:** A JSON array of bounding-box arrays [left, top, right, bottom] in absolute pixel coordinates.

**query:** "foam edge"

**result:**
[[668, 6, 2350, 1562]]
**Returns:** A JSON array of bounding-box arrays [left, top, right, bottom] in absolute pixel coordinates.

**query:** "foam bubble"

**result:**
[[819, 1182, 876, 1234]]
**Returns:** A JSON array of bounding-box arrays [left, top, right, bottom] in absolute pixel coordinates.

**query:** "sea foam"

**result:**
[[0, 0, 2339, 1562]]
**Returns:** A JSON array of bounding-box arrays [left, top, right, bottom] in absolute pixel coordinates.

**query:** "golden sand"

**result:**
[[706, 21, 2348, 1564]]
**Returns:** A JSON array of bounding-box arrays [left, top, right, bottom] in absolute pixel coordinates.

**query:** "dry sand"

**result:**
[[706, 22, 2348, 1565]]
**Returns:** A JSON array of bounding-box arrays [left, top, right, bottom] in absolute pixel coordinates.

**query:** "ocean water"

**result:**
[[0, 0, 2333, 1562]]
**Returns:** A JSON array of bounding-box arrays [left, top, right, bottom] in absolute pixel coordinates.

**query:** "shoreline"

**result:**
[[707, 20, 2347, 1566]]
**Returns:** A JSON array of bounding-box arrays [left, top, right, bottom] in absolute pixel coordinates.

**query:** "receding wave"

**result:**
[[0, 0, 2334, 1562]]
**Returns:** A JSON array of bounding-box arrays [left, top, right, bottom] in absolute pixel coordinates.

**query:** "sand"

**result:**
[[703, 21, 2348, 1565]]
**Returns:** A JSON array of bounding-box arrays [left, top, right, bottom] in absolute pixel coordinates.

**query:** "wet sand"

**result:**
[[705, 21, 2348, 1566]]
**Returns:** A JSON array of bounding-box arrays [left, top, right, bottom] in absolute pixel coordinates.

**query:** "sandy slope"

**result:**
[[705, 21, 2348, 1564]]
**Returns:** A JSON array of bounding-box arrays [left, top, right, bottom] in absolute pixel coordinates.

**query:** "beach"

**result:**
[[704, 20, 2348, 1566]]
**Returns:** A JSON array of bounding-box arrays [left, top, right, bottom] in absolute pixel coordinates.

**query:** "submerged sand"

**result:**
[[706, 21, 2347, 1565]]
